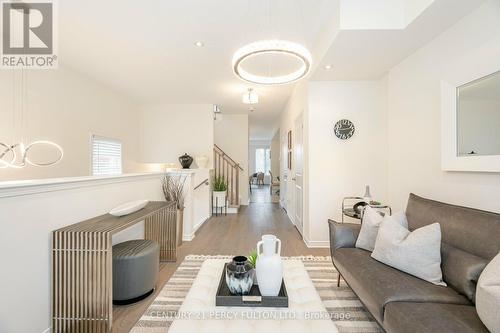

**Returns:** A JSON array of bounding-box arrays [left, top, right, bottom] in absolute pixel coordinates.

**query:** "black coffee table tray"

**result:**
[[215, 263, 288, 307]]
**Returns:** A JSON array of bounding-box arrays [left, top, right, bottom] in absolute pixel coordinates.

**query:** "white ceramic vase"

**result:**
[[195, 155, 209, 168], [256, 234, 283, 296]]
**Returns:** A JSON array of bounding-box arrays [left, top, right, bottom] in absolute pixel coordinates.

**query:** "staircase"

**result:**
[[213, 144, 243, 209]]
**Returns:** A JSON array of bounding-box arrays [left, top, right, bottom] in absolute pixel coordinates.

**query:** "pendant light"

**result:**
[[0, 70, 63, 169]]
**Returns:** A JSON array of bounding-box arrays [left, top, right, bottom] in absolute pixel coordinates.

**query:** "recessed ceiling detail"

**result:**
[[232, 40, 312, 85]]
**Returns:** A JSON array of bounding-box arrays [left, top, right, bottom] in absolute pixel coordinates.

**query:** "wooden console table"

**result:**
[[52, 201, 176, 333]]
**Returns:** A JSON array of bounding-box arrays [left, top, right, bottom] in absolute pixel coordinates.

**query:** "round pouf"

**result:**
[[113, 239, 159, 305]]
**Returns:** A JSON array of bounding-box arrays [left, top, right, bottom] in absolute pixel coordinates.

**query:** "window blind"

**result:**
[[91, 135, 122, 176]]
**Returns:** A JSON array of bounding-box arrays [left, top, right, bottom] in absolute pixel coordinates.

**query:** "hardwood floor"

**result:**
[[112, 190, 329, 332]]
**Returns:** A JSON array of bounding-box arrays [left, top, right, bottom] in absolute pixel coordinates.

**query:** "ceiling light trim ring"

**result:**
[[232, 40, 312, 85]]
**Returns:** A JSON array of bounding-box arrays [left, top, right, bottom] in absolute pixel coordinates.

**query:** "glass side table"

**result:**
[[342, 196, 392, 223]]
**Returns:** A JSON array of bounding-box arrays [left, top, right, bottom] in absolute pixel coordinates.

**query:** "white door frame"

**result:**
[[293, 114, 304, 236]]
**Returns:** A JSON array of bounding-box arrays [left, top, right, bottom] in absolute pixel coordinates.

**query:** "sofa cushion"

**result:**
[[332, 248, 470, 323], [441, 243, 488, 302], [384, 302, 489, 333], [476, 251, 500, 333], [371, 219, 445, 286]]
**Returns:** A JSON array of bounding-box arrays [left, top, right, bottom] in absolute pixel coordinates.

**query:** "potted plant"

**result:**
[[162, 174, 186, 246], [213, 175, 227, 208]]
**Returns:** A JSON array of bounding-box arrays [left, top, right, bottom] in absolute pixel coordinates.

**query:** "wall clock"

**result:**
[[334, 119, 355, 140]]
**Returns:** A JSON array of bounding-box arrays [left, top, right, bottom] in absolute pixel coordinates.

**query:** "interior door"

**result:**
[[294, 114, 304, 236]]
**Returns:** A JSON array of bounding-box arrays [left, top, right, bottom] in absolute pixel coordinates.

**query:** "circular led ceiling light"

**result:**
[[232, 40, 312, 85]]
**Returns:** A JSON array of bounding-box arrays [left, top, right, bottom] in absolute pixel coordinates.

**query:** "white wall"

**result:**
[[307, 80, 388, 246], [0, 174, 164, 333], [214, 114, 249, 205], [387, 0, 500, 212], [140, 104, 214, 168], [0, 67, 144, 181]]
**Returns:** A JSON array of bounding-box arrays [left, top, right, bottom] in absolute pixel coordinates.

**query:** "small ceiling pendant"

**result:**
[[242, 88, 259, 104]]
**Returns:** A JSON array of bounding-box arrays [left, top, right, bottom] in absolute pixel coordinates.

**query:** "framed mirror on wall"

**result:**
[[442, 65, 500, 172]]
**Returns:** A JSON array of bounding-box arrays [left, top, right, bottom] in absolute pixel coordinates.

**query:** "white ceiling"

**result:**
[[58, 0, 337, 140], [313, 0, 485, 81], [58, 0, 485, 140]]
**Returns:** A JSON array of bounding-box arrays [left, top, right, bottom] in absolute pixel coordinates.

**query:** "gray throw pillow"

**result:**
[[371, 218, 446, 286], [476, 251, 500, 333], [355, 206, 408, 252]]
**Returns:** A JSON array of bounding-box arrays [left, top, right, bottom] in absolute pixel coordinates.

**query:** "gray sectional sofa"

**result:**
[[329, 193, 500, 333]]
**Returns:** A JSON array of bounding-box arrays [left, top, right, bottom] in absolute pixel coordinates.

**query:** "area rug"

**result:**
[[131, 255, 382, 333]]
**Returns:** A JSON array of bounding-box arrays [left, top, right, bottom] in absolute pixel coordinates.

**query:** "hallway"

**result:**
[[249, 184, 280, 203], [113, 199, 328, 332]]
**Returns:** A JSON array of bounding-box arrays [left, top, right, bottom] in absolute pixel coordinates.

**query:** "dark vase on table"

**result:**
[[225, 256, 254, 295], [179, 153, 193, 169]]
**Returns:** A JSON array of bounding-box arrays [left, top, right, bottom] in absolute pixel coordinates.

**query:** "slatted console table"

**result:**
[[52, 201, 177, 333]]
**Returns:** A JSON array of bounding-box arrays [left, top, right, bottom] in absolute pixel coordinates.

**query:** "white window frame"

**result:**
[[91, 135, 123, 176]]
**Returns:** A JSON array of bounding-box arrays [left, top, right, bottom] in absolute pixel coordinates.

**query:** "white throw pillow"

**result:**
[[371, 218, 446, 286], [355, 206, 408, 252], [476, 251, 500, 333]]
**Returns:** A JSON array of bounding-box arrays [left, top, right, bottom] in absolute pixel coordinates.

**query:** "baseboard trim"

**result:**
[[183, 216, 210, 241], [304, 239, 330, 248]]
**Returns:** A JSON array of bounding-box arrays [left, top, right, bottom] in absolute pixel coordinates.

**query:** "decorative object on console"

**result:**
[[178, 153, 193, 169], [334, 119, 355, 140], [256, 234, 283, 296], [363, 185, 372, 203], [162, 174, 186, 246], [225, 256, 254, 295], [341, 196, 392, 223], [371, 218, 445, 286], [109, 199, 149, 217], [195, 155, 209, 168], [476, 251, 500, 333]]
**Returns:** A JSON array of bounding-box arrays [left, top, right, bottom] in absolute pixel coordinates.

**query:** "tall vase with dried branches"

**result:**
[[162, 174, 186, 246]]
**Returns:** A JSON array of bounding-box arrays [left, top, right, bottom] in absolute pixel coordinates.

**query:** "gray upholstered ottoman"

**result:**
[[113, 239, 159, 304]]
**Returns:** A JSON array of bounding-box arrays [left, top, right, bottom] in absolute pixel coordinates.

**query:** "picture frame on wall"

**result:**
[[287, 130, 292, 150], [287, 130, 292, 170], [288, 151, 292, 170]]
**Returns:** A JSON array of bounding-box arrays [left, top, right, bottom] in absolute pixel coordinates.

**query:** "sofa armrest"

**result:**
[[328, 220, 361, 253]]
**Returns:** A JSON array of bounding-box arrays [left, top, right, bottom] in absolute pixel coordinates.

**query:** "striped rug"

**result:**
[[131, 255, 382, 333]]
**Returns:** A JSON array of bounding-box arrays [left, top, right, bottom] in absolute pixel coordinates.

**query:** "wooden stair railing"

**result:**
[[214, 144, 243, 207]]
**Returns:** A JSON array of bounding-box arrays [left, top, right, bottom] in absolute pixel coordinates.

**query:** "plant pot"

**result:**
[[213, 190, 227, 208], [176, 208, 184, 246]]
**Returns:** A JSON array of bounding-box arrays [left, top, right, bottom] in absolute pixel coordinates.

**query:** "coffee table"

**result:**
[[169, 259, 338, 333]]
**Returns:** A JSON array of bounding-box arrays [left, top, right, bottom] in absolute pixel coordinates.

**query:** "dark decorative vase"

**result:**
[[178, 153, 193, 169], [225, 256, 254, 295]]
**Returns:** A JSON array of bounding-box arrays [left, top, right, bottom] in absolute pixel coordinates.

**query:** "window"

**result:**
[[255, 148, 271, 174], [91, 135, 122, 176]]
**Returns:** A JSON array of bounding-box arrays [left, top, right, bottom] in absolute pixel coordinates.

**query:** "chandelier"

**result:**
[[232, 40, 312, 85], [1, 71, 64, 169]]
